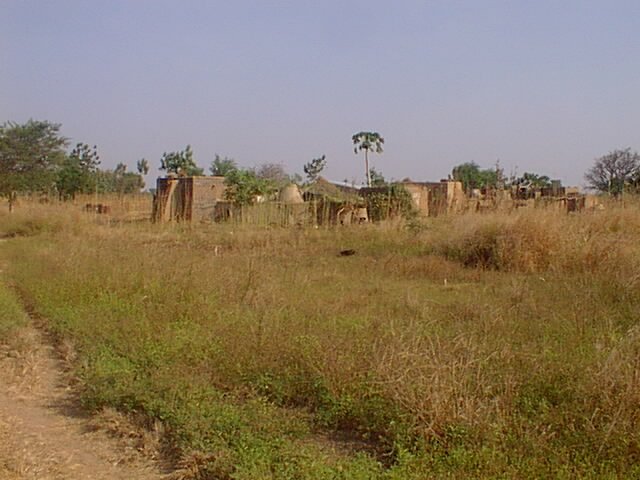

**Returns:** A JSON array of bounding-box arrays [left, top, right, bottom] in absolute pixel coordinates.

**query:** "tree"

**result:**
[[585, 148, 640, 196], [255, 163, 290, 186], [364, 183, 416, 222], [303, 155, 326, 184], [0, 120, 67, 210], [119, 172, 144, 194], [95, 167, 144, 195], [210, 154, 238, 176], [160, 145, 204, 176], [113, 163, 144, 195], [513, 172, 552, 189], [223, 168, 275, 206], [509, 170, 553, 200], [136, 158, 149, 175], [56, 143, 100, 200], [369, 167, 386, 186], [135, 159, 149, 190], [633, 170, 640, 192], [352, 131, 384, 187], [451, 162, 498, 192], [114, 162, 127, 177]]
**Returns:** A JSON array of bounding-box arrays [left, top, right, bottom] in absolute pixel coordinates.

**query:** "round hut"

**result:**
[[279, 184, 305, 225], [279, 184, 304, 204]]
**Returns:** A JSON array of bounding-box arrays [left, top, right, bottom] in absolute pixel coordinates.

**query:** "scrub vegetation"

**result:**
[[1, 201, 640, 478]]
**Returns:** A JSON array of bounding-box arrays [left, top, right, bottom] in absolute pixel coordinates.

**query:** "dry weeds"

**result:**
[[2, 199, 640, 477]]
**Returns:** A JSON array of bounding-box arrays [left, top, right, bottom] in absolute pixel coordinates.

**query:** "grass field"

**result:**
[[1, 200, 639, 479]]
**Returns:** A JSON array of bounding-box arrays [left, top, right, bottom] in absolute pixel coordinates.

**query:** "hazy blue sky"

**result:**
[[2, 1, 639, 186]]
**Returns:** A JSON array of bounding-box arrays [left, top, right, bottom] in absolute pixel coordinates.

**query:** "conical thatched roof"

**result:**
[[279, 184, 304, 204]]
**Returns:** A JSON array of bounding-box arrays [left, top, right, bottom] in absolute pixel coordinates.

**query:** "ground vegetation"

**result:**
[[1, 199, 639, 478]]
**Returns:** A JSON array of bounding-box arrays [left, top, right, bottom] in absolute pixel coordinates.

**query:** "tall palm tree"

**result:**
[[352, 131, 384, 187]]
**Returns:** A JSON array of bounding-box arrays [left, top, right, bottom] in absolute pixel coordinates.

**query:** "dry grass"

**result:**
[[1, 198, 640, 477], [429, 207, 640, 276]]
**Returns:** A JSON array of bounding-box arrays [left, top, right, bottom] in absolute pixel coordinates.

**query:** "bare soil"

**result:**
[[0, 326, 174, 480]]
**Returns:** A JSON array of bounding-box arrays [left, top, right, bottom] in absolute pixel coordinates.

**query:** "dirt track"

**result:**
[[0, 325, 172, 480]]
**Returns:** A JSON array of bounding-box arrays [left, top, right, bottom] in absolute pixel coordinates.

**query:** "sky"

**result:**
[[2, 0, 640, 187]]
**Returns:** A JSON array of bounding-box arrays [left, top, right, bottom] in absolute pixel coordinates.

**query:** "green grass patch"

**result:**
[[0, 279, 27, 338]]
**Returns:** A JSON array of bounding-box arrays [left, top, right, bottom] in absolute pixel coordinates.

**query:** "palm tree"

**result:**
[[352, 131, 384, 187]]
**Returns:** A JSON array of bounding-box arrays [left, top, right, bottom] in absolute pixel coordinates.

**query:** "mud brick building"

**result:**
[[153, 175, 226, 222]]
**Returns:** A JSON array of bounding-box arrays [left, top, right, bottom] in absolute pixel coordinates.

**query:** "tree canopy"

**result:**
[[303, 155, 326, 184], [585, 148, 640, 196], [223, 168, 275, 206], [255, 163, 292, 186], [160, 145, 203, 176], [210, 154, 238, 176], [451, 162, 498, 192], [513, 172, 552, 189], [369, 167, 386, 186], [95, 167, 144, 195], [56, 143, 101, 199], [0, 120, 67, 208]]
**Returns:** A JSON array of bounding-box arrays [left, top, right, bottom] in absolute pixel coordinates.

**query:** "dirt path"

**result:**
[[0, 325, 174, 479]]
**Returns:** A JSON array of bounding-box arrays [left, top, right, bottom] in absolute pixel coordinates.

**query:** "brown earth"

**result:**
[[0, 325, 175, 480]]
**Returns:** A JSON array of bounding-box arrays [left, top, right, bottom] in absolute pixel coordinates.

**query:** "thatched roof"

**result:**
[[302, 177, 362, 203], [278, 184, 304, 204]]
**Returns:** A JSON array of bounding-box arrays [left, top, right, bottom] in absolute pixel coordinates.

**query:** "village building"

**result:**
[[360, 179, 465, 217], [152, 173, 595, 224], [152, 175, 226, 222]]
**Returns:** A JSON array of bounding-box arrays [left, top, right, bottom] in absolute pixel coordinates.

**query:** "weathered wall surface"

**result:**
[[401, 183, 431, 216], [401, 181, 465, 217], [190, 177, 226, 221], [153, 176, 226, 222]]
